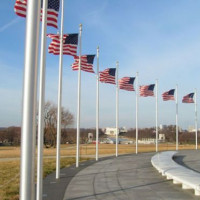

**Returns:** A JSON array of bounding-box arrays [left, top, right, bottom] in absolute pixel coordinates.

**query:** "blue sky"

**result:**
[[1, 0, 200, 129]]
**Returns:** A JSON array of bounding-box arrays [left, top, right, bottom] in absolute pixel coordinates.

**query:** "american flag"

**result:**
[[119, 77, 135, 91], [71, 55, 95, 73], [162, 89, 175, 101], [47, 33, 78, 56], [182, 93, 194, 103], [139, 84, 155, 97], [14, 0, 60, 29], [99, 68, 116, 84]]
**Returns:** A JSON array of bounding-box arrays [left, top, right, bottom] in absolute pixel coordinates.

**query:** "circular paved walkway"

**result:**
[[64, 152, 199, 200], [43, 150, 200, 200]]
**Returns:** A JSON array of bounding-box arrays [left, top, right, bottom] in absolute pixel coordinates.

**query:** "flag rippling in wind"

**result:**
[[162, 89, 175, 101], [14, 0, 60, 28], [14, 0, 27, 17], [72, 55, 95, 73], [47, 33, 78, 56], [99, 68, 116, 84], [119, 77, 135, 91], [182, 93, 194, 103], [139, 84, 155, 97]]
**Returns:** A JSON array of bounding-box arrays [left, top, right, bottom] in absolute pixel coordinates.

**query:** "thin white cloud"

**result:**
[[0, 18, 20, 33], [83, 2, 108, 28]]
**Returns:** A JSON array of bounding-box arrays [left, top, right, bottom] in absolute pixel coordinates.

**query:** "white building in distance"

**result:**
[[138, 138, 156, 144], [105, 127, 127, 136], [138, 134, 165, 144], [188, 126, 200, 133]]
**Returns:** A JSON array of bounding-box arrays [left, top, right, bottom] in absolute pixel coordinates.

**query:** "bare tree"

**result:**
[[0, 127, 21, 145], [0, 129, 7, 143], [43, 101, 74, 148]]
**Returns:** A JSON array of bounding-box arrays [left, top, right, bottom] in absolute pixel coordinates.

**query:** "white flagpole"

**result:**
[[156, 79, 158, 152], [135, 72, 139, 154], [96, 46, 99, 161], [36, 0, 47, 199], [116, 61, 119, 157], [56, 0, 64, 179], [195, 88, 198, 150], [20, 0, 40, 199], [176, 85, 179, 151], [76, 24, 82, 167]]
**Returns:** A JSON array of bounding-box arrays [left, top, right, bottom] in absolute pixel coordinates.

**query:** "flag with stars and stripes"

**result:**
[[182, 93, 194, 103], [14, 0, 60, 29], [47, 33, 78, 56], [99, 68, 116, 84], [71, 55, 95, 73], [139, 84, 155, 97], [162, 89, 175, 101], [119, 77, 135, 91]]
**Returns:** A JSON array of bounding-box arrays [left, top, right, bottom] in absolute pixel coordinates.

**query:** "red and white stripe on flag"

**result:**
[[162, 92, 175, 101], [139, 85, 154, 97], [14, 0, 59, 29], [182, 93, 194, 103], [99, 68, 116, 84], [119, 77, 135, 91], [47, 34, 78, 56], [71, 56, 95, 73]]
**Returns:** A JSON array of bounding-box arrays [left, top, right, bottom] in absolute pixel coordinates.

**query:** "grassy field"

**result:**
[[0, 143, 198, 159], [0, 143, 199, 200], [0, 157, 91, 200]]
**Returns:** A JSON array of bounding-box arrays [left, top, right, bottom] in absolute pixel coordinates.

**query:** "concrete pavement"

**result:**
[[43, 151, 200, 200], [174, 150, 200, 173]]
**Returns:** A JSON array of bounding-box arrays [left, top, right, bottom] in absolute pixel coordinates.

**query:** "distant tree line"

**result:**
[[0, 126, 21, 146], [1, 124, 199, 146], [0, 101, 105, 147], [123, 125, 200, 144], [0, 127, 105, 147], [0, 101, 199, 146]]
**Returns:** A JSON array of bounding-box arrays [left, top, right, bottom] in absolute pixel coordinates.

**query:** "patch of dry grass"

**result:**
[[81, 143, 198, 155], [0, 160, 20, 200], [0, 147, 20, 159], [0, 143, 198, 159], [0, 157, 90, 200]]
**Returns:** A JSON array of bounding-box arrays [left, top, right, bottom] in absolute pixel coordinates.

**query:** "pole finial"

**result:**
[[79, 24, 82, 31]]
